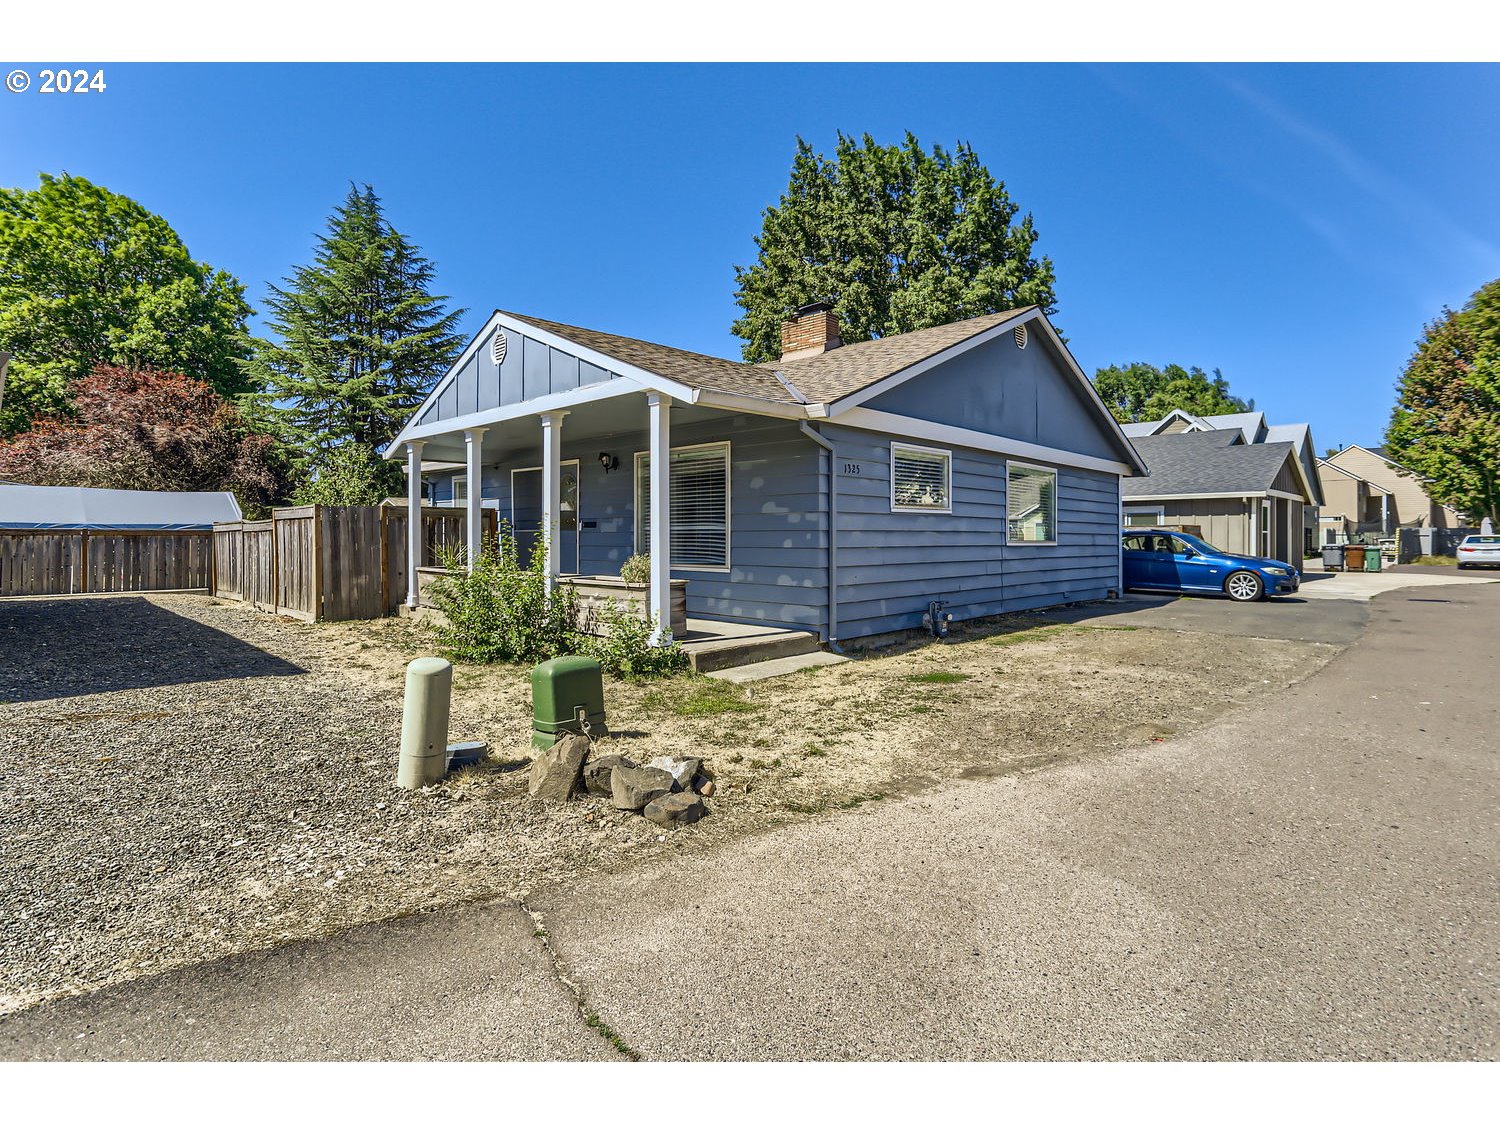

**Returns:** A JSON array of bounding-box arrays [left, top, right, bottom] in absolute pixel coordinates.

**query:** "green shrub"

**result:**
[[619, 552, 652, 587], [580, 601, 688, 679], [426, 525, 579, 664]]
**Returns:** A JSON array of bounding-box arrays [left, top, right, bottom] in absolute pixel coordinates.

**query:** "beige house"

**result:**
[[1316, 445, 1463, 541], [1121, 430, 1318, 564]]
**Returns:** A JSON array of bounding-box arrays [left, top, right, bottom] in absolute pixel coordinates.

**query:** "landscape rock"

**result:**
[[611, 764, 674, 811], [528, 734, 590, 801], [643, 791, 707, 829], [698, 779, 716, 797], [582, 753, 635, 797], [646, 755, 702, 792]]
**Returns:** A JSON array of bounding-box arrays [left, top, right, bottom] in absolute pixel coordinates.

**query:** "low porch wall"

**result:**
[[414, 567, 688, 639]]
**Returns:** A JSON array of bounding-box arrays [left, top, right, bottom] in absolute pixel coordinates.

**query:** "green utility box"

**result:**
[[531, 655, 607, 751], [1364, 548, 1383, 572]]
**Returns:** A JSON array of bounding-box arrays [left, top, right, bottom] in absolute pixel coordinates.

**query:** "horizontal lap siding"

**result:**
[[471, 414, 827, 629], [826, 425, 1120, 639]]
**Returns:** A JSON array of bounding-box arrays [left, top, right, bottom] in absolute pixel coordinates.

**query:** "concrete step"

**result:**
[[685, 629, 822, 674], [705, 650, 851, 683]]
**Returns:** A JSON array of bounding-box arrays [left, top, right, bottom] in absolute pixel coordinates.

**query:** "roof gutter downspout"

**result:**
[[798, 420, 841, 653]]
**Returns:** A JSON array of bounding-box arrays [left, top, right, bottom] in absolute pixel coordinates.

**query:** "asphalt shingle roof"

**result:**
[[1123, 431, 1298, 498], [500, 306, 1036, 407]]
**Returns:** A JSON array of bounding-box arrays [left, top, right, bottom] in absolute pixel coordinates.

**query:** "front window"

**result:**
[[635, 442, 730, 570], [891, 443, 951, 512], [1007, 463, 1057, 544]]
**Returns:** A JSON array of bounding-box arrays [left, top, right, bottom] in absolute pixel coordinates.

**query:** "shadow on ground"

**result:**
[[1037, 591, 1368, 645], [0, 596, 305, 703]]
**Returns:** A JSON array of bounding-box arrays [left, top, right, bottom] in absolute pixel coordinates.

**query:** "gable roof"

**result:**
[[1122, 432, 1304, 500], [1317, 456, 1392, 493]]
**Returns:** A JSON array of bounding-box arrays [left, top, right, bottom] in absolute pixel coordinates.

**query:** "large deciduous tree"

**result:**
[[731, 133, 1057, 362], [1385, 279, 1500, 525], [0, 364, 291, 517], [243, 185, 466, 492], [1091, 362, 1252, 423], [0, 173, 251, 435]]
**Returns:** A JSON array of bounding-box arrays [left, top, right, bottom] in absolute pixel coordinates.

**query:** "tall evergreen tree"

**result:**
[[732, 133, 1057, 362], [244, 185, 465, 489], [0, 173, 251, 435]]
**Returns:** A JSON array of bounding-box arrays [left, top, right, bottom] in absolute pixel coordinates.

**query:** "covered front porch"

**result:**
[[393, 379, 829, 645]]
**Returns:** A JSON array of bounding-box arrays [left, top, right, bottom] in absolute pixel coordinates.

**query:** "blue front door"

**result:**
[[511, 464, 580, 573]]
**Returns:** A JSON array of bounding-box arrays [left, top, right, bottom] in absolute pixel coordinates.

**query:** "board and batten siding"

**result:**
[[825, 424, 1120, 640], [1125, 497, 1252, 555], [431, 413, 827, 630]]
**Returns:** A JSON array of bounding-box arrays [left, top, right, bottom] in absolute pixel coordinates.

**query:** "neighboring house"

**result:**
[[1315, 444, 1464, 540], [384, 302, 1147, 644], [1120, 408, 1324, 552], [1118, 430, 1317, 564]]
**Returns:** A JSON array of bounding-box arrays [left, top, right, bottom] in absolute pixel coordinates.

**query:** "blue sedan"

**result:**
[[1122, 529, 1301, 602]]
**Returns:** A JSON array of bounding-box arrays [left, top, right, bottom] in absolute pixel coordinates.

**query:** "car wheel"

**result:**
[[1225, 571, 1264, 602]]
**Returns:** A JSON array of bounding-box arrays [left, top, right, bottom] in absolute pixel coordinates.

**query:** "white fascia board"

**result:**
[[385, 377, 652, 456], [387, 310, 702, 454], [835, 406, 1134, 476], [1267, 488, 1305, 502], [1126, 490, 1282, 502], [694, 389, 811, 420]]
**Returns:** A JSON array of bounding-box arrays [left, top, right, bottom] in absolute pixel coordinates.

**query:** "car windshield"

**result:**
[[1463, 536, 1500, 544], [1172, 532, 1224, 555]]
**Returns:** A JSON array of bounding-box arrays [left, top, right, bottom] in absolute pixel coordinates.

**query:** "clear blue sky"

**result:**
[[3, 62, 1497, 451]]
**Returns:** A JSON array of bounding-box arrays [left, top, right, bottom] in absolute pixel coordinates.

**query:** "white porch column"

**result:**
[[647, 392, 672, 643], [405, 439, 425, 608], [463, 427, 488, 573], [540, 410, 568, 590]]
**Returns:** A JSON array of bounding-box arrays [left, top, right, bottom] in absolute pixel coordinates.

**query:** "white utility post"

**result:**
[[463, 427, 487, 573], [647, 391, 672, 643], [405, 439, 425, 608], [540, 411, 568, 591]]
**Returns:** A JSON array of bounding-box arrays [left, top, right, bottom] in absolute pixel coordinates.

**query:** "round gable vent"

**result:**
[[491, 330, 508, 365], [1013, 324, 1028, 350]]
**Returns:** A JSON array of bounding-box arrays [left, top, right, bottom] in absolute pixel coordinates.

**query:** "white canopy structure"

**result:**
[[0, 484, 241, 530]]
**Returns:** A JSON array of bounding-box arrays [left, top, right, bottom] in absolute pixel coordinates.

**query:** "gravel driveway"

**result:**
[[0, 592, 1337, 1015]]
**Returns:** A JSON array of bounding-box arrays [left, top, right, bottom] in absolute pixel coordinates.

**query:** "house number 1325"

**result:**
[[841, 462, 861, 475]]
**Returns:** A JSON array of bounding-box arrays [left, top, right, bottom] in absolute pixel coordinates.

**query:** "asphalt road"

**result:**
[[5, 582, 1496, 1060]]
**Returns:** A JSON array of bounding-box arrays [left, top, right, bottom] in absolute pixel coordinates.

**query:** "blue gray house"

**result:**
[[385, 301, 1146, 645]]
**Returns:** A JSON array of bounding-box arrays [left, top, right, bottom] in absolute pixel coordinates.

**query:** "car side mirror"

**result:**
[[1180, 547, 1196, 558]]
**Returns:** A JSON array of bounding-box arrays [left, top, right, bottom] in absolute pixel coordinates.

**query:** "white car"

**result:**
[[1456, 534, 1500, 569]]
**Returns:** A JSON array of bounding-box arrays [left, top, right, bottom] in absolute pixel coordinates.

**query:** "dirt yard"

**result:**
[[0, 592, 1338, 1013]]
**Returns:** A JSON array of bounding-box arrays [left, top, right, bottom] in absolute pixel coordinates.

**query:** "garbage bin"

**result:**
[[1344, 544, 1367, 570], [1320, 544, 1346, 571], [1364, 547, 1383, 572], [530, 655, 608, 751]]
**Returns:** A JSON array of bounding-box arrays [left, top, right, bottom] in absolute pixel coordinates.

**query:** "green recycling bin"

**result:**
[[1364, 547, 1383, 572], [531, 655, 607, 751]]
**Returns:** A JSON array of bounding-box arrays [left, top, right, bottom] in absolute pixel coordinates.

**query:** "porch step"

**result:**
[[683, 628, 822, 674], [706, 650, 851, 683]]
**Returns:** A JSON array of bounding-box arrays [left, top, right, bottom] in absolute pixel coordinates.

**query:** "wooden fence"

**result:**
[[212, 503, 493, 622], [0, 529, 213, 598]]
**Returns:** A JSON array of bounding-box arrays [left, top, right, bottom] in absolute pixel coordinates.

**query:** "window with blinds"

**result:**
[[635, 443, 730, 569], [1007, 463, 1057, 543], [891, 443, 952, 512]]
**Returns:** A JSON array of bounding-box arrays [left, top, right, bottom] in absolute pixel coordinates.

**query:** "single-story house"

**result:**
[[1121, 408, 1324, 552], [384, 302, 1147, 644], [1316, 444, 1464, 538], [1119, 430, 1317, 564], [0, 484, 241, 529]]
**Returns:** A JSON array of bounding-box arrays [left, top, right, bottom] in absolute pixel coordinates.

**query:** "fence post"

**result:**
[[79, 529, 90, 594], [311, 504, 324, 622]]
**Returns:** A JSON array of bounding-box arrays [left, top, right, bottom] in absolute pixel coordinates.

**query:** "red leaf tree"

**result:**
[[0, 364, 291, 516]]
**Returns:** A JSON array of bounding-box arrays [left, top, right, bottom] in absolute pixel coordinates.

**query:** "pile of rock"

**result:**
[[529, 734, 713, 829]]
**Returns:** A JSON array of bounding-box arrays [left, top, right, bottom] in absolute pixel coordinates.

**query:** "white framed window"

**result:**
[[890, 442, 952, 512], [634, 441, 731, 571], [1007, 461, 1058, 544], [1123, 507, 1164, 528], [448, 475, 468, 508]]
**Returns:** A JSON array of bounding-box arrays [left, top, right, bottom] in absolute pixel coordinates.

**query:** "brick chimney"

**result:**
[[779, 301, 842, 361]]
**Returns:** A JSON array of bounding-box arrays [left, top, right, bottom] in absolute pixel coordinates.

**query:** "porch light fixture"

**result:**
[[599, 452, 619, 473]]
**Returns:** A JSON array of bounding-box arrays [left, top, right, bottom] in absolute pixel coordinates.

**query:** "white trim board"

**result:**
[[833, 406, 1134, 476]]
